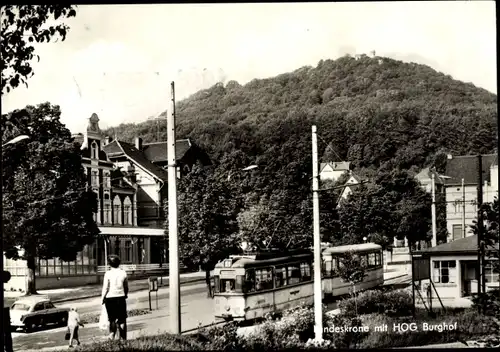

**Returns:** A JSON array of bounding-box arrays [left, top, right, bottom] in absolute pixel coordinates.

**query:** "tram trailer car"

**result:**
[[213, 243, 384, 321], [322, 243, 384, 298]]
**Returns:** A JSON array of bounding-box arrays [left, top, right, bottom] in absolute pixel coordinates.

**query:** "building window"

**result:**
[[91, 170, 99, 187], [103, 203, 111, 224], [113, 195, 122, 225], [93, 192, 99, 222], [484, 261, 499, 283], [91, 141, 98, 159], [104, 171, 111, 188], [124, 240, 132, 263], [452, 224, 463, 241], [433, 260, 456, 284], [123, 197, 132, 225]]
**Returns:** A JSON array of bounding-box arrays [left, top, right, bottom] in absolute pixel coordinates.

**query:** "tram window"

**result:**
[[221, 279, 236, 293], [300, 262, 312, 281], [332, 258, 338, 273], [368, 253, 376, 267], [360, 255, 368, 267], [375, 252, 382, 266], [287, 264, 301, 285], [255, 268, 273, 291], [244, 269, 256, 293], [322, 260, 331, 276], [235, 275, 244, 291], [275, 266, 287, 288], [214, 276, 220, 293]]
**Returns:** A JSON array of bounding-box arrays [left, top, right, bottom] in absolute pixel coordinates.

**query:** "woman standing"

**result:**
[[101, 255, 129, 340]]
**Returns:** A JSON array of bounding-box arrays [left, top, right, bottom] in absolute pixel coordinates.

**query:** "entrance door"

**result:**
[[461, 261, 477, 297]]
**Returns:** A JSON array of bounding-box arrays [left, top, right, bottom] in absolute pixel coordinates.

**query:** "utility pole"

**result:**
[[167, 81, 181, 334], [311, 125, 323, 342], [462, 178, 466, 239], [431, 173, 437, 247], [476, 155, 483, 296]]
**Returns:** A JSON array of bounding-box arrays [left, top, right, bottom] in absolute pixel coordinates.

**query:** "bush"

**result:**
[[472, 289, 500, 318], [196, 322, 243, 351], [324, 314, 369, 348], [358, 309, 498, 349], [338, 289, 412, 317]]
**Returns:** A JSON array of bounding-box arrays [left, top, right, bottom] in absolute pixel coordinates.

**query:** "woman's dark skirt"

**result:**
[[105, 297, 127, 323]]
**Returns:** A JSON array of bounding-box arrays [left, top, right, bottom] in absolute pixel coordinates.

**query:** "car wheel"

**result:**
[[26, 319, 38, 333]]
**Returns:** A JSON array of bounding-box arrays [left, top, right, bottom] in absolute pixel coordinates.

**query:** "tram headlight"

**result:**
[[225, 305, 231, 312]]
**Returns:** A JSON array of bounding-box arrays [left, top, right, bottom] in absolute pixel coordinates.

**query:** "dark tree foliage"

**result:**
[[102, 55, 496, 256], [1, 5, 77, 94], [335, 170, 432, 247], [471, 198, 499, 274], [2, 103, 99, 294]]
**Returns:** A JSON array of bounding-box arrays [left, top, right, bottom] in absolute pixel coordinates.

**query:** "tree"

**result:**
[[337, 250, 367, 315], [471, 198, 499, 277], [336, 169, 431, 248], [1, 5, 77, 94], [2, 102, 99, 295], [171, 163, 241, 296]]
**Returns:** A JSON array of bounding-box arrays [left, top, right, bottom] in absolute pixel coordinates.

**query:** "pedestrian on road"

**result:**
[[101, 255, 129, 341], [67, 307, 84, 348]]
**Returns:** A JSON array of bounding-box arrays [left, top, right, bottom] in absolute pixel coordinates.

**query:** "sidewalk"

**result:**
[[4, 271, 207, 306], [18, 289, 223, 352]]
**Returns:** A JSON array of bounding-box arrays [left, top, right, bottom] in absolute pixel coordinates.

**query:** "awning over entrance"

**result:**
[[98, 226, 165, 236]]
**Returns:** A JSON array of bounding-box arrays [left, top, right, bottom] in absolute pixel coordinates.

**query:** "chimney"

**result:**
[[104, 136, 110, 145], [447, 154, 453, 160], [135, 137, 143, 150]]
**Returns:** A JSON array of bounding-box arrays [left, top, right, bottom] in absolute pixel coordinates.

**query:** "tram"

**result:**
[[322, 243, 384, 298], [212, 243, 384, 321]]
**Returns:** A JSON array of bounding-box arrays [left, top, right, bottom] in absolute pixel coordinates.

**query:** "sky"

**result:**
[[1, 1, 497, 134]]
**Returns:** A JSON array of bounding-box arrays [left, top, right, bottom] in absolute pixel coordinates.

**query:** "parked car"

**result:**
[[10, 296, 69, 332]]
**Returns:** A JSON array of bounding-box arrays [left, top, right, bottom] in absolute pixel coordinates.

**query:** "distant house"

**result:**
[[338, 173, 362, 205], [442, 154, 498, 242], [319, 161, 350, 182], [415, 167, 445, 194]]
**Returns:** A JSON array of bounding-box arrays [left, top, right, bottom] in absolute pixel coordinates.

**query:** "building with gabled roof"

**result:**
[[319, 161, 350, 182], [412, 235, 499, 304], [4, 113, 210, 292], [442, 153, 498, 242], [103, 135, 210, 229]]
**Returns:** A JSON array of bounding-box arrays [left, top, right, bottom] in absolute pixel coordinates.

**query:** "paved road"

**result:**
[[13, 285, 222, 351]]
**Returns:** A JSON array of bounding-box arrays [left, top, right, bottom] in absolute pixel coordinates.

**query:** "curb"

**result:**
[[51, 277, 205, 304]]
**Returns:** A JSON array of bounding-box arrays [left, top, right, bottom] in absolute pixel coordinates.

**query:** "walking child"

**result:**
[[67, 307, 84, 348]]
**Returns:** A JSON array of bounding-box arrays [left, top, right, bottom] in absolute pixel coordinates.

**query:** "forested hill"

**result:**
[[103, 54, 497, 174]]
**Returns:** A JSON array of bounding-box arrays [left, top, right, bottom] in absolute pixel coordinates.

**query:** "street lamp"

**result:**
[[2, 135, 29, 147]]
